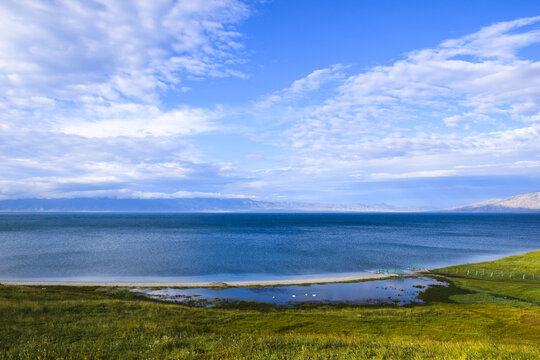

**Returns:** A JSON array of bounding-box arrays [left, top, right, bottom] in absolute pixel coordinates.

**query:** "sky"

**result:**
[[1, 0, 540, 209]]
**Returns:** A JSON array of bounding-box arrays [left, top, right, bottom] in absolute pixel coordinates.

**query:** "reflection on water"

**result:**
[[134, 276, 446, 306]]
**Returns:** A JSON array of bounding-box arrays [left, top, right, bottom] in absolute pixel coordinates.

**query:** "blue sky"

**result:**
[[1, 0, 540, 208]]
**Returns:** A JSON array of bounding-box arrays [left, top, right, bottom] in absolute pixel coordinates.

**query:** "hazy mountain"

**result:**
[[2, 193, 538, 213], [449, 192, 540, 213], [0, 198, 403, 213]]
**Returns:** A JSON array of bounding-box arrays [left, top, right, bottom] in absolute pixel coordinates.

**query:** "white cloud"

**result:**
[[0, 0, 249, 104], [369, 170, 459, 181], [245, 16, 540, 185], [0, 180, 251, 200], [255, 65, 347, 108], [0, 0, 253, 200], [323, 16, 540, 129], [0, 0, 247, 141], [287, 65, 347, 95], [1, 10, 540, 203], [0, 123, 249, 199], [60, 104, 217, 138]]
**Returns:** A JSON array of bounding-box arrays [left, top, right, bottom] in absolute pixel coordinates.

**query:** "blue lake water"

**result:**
[[0, 213, 539, 281], [134, 277, 446, 306]]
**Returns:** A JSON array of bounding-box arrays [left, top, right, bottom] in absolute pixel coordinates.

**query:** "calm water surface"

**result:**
[[0, 213, 539, 281], [135, 277, 446, 306]]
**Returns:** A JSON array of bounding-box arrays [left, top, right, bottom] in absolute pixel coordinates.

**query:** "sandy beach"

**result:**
[[0, 273, 403, 288]]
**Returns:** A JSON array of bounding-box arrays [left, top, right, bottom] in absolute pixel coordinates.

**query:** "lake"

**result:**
[[0, 213, 538, 281]]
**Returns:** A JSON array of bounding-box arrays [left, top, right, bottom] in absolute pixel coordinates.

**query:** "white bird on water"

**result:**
[[291, 294, 296, 298]]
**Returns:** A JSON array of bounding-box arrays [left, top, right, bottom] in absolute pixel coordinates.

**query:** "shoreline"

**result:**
[[0, 272, 409, 288]]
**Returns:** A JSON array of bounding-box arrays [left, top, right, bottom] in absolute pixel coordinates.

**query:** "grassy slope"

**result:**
[[432, 250, 540, 302], [1, 251, 540, 359], [433, 250, 540, 281]]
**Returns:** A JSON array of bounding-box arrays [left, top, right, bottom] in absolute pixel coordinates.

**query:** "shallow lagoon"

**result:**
[[134, 276, 446, 306]]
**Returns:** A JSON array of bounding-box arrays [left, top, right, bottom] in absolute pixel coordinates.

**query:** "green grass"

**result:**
[[431, 250, 540, 303], [2, 251, 540, 359], [1, 283, 539, 359], [446, 277, 540, 303], [432, 250, 540, 282], [449, 292, 536, 306]]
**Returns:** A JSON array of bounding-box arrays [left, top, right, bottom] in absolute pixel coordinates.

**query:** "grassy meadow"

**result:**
[[433, 250, 540, 282], [1, 251, 539, 359], [432, 250, 540, 304]]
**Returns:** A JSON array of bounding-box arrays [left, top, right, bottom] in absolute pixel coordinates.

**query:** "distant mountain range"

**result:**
[[0, 198, 404, 213], [448, 192, 540, 213], [0, 192, 538, 213]]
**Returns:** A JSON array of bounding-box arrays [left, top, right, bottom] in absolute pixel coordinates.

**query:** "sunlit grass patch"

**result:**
[[1, 283, 540, 359], [433, 250, 540, 282]]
